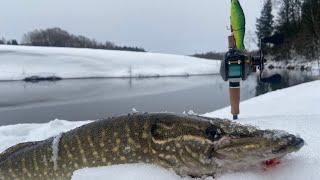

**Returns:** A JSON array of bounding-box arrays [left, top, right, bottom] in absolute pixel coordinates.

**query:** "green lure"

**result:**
[[230, 0, 246, 50]]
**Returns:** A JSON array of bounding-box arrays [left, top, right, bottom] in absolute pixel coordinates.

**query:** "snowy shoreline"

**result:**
[[0, 45, 220, 81], [0, 73, 218, 83], [0, 80, 319, 179], [266, 59, 320, 71]]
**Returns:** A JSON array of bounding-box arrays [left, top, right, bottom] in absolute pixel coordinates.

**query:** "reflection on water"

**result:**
[[256, 70, 320, 96], [0, 70, 318, 125], [0, 75, 257, 125]]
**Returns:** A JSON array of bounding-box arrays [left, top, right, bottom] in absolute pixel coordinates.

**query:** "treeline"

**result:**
[[192, 51, 224, 60], [257, 0, 320, 60], [0, 38, 18, 45], [1, 27, 146, 52]]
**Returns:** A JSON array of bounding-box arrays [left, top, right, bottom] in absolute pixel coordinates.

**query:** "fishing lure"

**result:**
[[230, 0, 246, 51]]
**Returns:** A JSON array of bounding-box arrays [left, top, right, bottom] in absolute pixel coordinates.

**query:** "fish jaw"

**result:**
[[211, 127, 304, 171]]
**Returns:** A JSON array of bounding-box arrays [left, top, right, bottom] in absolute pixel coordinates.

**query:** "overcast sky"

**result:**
[[1, 0, 263, 55]]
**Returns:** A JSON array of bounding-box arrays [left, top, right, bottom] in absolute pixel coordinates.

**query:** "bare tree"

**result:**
[[21, 27, 146, 52]]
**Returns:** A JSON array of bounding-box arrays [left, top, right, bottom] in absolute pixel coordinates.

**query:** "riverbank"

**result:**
[[266, 59, 320, 71], [204, 80, 320, 180], [0, 45, 220, 81]]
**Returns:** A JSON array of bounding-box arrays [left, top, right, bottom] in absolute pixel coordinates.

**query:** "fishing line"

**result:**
[[225, 0, 231, 31]]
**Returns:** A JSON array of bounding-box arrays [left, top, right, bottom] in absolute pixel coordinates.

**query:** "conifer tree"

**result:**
[[256, 0, 274, 41], [301, 0, 320, 59]]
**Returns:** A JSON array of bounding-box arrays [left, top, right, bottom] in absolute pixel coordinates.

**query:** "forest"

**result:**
[[0, 27, 146, 52], [257, 0, 320, 60]]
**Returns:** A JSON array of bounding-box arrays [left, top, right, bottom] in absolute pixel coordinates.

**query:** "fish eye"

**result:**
[[205, 125, 223, 141]]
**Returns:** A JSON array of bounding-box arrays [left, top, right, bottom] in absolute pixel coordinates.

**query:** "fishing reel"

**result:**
[[220, 39, 267, 82], [220, 34, 283, 120], [220, 33, 284, 83]]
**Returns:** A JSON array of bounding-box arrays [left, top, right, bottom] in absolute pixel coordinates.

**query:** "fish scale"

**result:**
[[0, 113, 304, 179]]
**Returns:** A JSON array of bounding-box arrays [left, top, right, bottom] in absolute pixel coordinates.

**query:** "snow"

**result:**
[[204, 80, 320, 180], [0, 119, 91, 153], [0, 45, 220, 81], [204, 80, 320, 118], [266, 58, 320, 71], [51, 133, 63, 171], [71, 164, 192, 180], [0, 79, 319, 179], [131, 108, 139, 113]]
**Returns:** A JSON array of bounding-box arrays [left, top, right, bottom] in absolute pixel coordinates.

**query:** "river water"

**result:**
[[0, 70, 319, 125]]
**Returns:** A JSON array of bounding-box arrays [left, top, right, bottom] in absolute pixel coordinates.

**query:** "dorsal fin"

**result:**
[[0, 142, 37, 163]]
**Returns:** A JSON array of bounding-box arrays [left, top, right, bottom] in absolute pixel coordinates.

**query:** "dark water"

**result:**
[[0, 70, 319, 126]]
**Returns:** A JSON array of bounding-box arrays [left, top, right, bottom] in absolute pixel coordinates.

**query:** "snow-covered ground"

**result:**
[[0, 45, 220, 80], [266, 59, 320, 71], [204, 80, 320, 180], [0, 120, 91, 153], [0, 80, 319, 179]]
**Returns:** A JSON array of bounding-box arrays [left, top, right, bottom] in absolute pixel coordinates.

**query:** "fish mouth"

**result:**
[[213, 135, 305, 161], [272, 136, 304, 154], [212, 137, 265, 160], [263, 137, 304, 168], [289, 136, 304, 150]]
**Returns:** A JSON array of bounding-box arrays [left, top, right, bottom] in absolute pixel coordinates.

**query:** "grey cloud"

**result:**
[[1, 0, 262, 54]]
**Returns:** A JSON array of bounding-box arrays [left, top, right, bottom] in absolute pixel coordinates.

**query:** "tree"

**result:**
[[21, 27, 146, 52], [11, 39, 18, 45], [255, 0, 319, 60], [301, 0, 320, 59], [271, 0, 303, 59], [256, 0, 274, 41], [6, 39, 18, 45], [0, 37, 5, 44], [276, 0, 302, 36]]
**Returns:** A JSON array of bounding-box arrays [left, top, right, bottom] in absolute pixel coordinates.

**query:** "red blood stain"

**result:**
[[262, 158, 281, 171]]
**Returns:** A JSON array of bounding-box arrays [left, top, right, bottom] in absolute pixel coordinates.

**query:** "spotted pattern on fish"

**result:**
[[0, 113, 304, 180]]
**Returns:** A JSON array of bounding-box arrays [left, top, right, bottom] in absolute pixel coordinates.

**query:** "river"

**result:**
[[0, 69, 318, 125]]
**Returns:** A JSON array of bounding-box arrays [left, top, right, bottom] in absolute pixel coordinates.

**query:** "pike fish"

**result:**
[[0, 113, 304, 179], [231, 0, 246, 50]]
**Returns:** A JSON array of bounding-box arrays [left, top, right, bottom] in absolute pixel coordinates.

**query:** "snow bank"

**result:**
[[0, 119, 91, 152], [0, 45, 220, 80], [204, 80, 320, 180], [71, 164, 198, 180], [0, 81, 319, 179], [266, 59, 320, 71], [204, 80, 320, 118]]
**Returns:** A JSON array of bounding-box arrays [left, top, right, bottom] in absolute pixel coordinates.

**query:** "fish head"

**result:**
[[208, 119, 304, 170], [149, 114, 304, 176]]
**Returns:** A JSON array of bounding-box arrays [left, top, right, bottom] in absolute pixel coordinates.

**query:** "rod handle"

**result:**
[[229, 87, 240, 118]]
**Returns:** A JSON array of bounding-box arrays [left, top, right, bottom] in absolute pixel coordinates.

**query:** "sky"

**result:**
[[1, 0, 264, 55]]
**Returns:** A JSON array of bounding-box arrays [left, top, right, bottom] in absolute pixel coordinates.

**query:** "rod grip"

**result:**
[[229, 87, 240, 116]]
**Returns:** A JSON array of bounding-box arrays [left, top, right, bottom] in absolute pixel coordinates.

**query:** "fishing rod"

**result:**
[[220, 0, 282, 120]]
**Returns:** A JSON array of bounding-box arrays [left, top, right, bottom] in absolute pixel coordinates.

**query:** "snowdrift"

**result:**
[[205, 80, 320, 180], [0, 45, 220, 81]]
